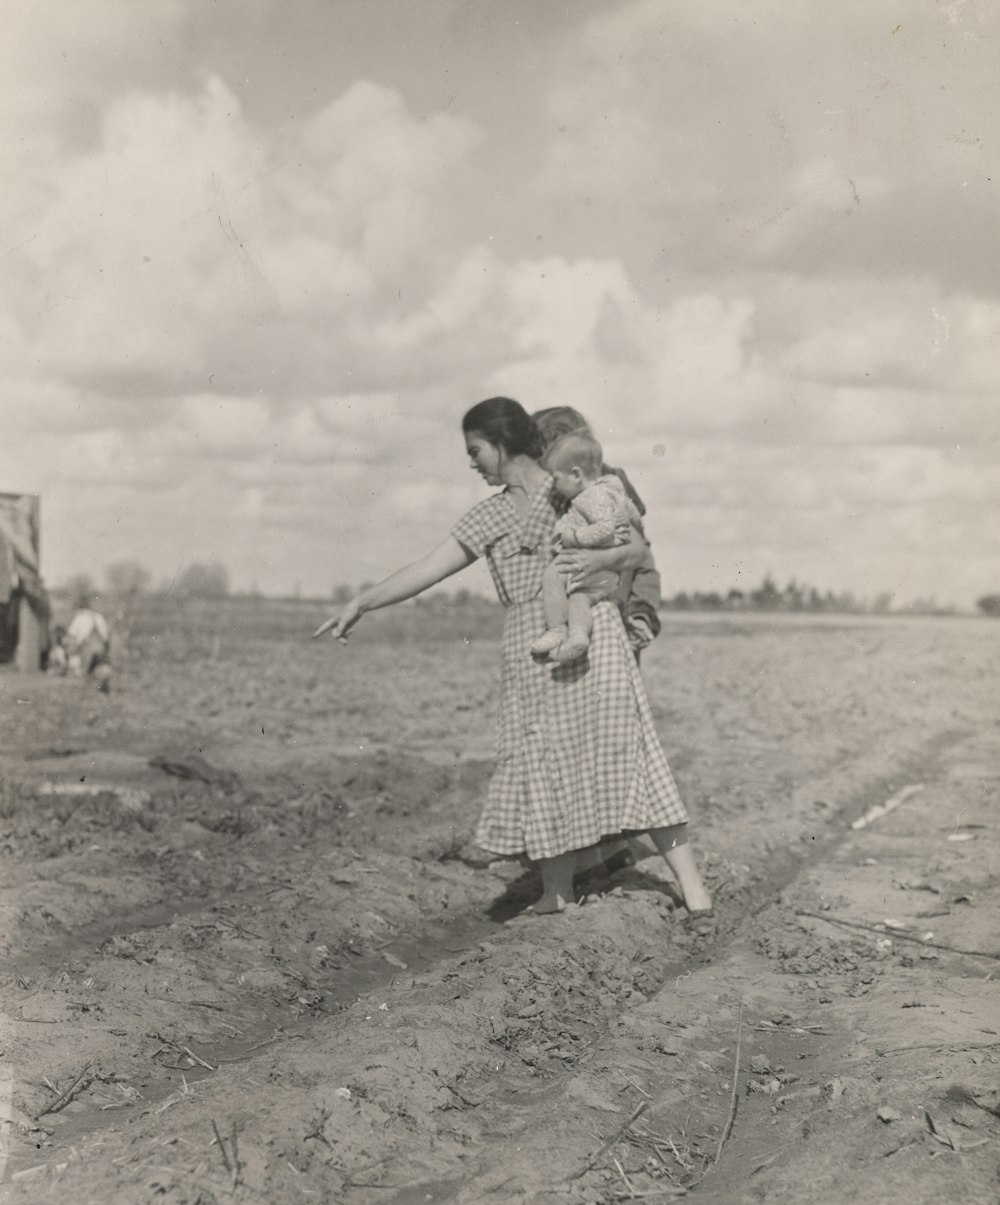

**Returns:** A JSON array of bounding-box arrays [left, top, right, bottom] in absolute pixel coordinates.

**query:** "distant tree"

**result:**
[[976, 594, 1000, 616], [453, 588, 472, 606], [872, 592, 894, 614], [332, 584, 353, 604], [750, 575, 781, 611], [105, 560, 151, 597], [783, 580, 805, 611], [63, 572, 97, 604], [177, 561, 229, 598]]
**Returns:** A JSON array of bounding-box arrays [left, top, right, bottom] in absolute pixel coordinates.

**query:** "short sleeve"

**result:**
[[452, 494, 509, 559]]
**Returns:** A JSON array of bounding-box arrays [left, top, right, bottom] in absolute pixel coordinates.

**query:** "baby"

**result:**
[[531, 432, 641, 664]]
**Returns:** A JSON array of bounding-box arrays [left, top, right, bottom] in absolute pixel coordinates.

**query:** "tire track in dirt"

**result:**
[[4, 613, 999, 1200], [1, 725, 978, 1200]]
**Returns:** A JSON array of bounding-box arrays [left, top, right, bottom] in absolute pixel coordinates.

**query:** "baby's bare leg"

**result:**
[[530, 562, 570, 655], [566, 591, 593, 644], [551, 592, 594, 663]]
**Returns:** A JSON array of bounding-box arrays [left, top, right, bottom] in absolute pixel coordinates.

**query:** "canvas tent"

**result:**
[[0, 492, 47, 671]]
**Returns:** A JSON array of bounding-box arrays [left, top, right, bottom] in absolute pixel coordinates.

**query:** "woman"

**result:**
[[314, 397, 712, 920]]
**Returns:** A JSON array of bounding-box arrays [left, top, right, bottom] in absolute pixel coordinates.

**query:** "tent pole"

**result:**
[[15, 594, 41, 672], [14, 496, 42, 673]]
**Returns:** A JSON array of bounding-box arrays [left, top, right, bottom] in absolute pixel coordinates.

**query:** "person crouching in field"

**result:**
[[314, 396, 713, 925], [46, 624, 69, 675], [65, 594, 112, 692], [531, 432, 642, 664]]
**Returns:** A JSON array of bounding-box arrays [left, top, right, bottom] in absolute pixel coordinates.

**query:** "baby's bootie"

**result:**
[[550, 631, 590, 664], [530, 626, 567, 658]]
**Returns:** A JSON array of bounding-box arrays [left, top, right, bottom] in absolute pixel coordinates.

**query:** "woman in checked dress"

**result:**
[[314, 397, 713, 922]]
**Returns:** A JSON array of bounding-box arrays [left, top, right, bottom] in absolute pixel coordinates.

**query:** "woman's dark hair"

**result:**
[[462, 397, 545, 460]]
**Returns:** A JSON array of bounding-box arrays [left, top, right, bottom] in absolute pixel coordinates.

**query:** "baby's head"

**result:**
[[543, 432, 604, 500]]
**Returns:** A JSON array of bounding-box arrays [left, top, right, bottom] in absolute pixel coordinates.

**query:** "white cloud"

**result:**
[[533, 0, 999, 291], [2, 1, 997, 608], [5, 73, 482, 401]]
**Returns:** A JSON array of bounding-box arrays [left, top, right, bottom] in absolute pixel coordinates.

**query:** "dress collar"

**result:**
[[501, 479, 557, 552]]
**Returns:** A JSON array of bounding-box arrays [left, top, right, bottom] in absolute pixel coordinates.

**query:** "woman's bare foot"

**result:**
[[533, 852, 575, 915], [648, 825, 713, 913], [683, 908, 717, 937], [681, 882, 713, 913]]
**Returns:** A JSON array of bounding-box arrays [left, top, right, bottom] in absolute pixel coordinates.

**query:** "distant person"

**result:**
[[46, 623, 69, 675], [66, 595, 112, 692], [314, 397, 712, 925], [531, 432, 642, 664]]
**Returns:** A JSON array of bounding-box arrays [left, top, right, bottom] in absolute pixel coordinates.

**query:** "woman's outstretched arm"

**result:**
[[313, 536, 476, 642]]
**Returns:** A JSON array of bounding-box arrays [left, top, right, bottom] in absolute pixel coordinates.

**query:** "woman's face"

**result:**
[[465, 430, 503, 486]]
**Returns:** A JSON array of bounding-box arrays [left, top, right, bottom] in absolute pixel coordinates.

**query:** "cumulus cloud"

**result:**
[[536, 0, 999, 289], [6, 72, 483, 400], [2, 0, 997, 608]]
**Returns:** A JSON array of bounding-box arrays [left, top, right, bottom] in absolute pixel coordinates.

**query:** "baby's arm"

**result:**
[[566, 485, 621, 548]]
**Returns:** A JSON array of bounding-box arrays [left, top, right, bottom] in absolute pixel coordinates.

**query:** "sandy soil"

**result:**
[[1, 604, 998, 1204]]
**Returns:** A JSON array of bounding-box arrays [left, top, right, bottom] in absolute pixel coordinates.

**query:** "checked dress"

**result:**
[[452, 482, 688, 861]]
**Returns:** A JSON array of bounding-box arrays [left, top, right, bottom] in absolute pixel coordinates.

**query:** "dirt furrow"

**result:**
[[2, 723, 982, 1201], [4, 612, 999, 1203]]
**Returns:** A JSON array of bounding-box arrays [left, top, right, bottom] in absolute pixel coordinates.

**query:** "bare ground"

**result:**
[[1, 606, 998, 1204]]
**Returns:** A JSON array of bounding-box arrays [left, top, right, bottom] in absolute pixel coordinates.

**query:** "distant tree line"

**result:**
[[59, 560, 230, 603], [330, 575, 998, 616], [332, 582, 489, 608], [55, 565, 996, 616], [664, 575, 965, 616], [664, 575, 885, 614]]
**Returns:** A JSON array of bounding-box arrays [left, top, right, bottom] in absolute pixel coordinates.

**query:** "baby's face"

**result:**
[[550, 467, 585, 499]]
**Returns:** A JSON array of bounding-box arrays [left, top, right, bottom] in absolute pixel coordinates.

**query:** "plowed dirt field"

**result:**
[[2, 602, 998, 1204]]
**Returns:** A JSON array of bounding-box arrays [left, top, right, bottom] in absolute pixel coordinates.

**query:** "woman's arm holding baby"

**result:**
[[553, 524, 647, 585]]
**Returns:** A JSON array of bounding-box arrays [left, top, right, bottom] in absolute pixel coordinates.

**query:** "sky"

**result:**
[[2, 0, 998, 608]]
